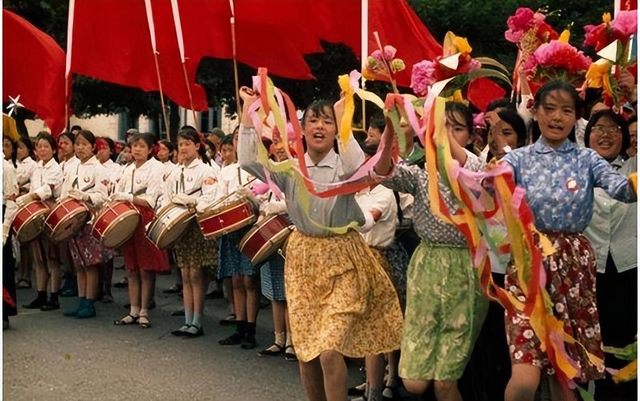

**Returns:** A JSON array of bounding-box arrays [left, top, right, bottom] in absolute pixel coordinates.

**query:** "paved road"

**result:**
[[3, 265, 368, 401]]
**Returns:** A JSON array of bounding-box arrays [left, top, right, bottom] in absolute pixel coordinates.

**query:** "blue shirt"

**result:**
[[502, 138, 636, 233]]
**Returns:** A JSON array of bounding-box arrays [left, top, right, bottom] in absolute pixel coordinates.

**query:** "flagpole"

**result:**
[[170, 0, 199, 129], [144, 0, 170, 136], [361, 0, 368, 130], [229, 0, 242, 118], [64, 0, 76, 132]]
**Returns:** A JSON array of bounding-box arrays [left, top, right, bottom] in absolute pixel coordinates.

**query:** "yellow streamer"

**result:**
[[337, 74, 355, 149]]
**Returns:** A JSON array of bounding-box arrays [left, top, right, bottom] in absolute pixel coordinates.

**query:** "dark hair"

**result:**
[[302, 100, 337, 128], [131, 132, 157, 160], [221, 134, 235, 147], [159, 139, 175, 153], [70, 125, 82, 132], [530, 81, 582, 142], [487, 98, 517, 113], [58, 131, 75, 144], [584, 110, 630, 159], [99, 137, 117, 161], [486, 110, 527, 162], [34, 132, 58, 160], [445, 102, 474, 151], [627, 115, 637, 126], [17, 134, 36, 161], [3, 136, 17, 167], [75, 129, 97, 150], [204, 139, 216, 153], [209, 128, 226, 140], [368, 114, 386, 132], [360, 141, 379, 157], [177, 126, 210, 165]]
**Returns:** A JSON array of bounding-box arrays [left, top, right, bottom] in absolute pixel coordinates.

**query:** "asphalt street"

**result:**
[[3, 263, 368, 401]]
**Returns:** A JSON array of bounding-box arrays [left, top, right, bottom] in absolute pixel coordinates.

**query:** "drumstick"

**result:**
[[199, 177, 258, 212]]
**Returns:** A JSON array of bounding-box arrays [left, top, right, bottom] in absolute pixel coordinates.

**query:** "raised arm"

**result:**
[[334, 96, 365, 177]]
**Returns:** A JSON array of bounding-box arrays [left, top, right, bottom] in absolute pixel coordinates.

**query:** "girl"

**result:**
[[57, 131, 80, 297], [490, 82, 635, 401], [3, 156, 19, 329], [96, 136, 121, 303], [216, 134, 259, 349], [3, 136, 17, 167], [18, 132, 64, 311], [160, 127, 219, 338], [373, 101, 489, 401], [239, 87, 402, 401], [60, 130, 110, 319], [15, 135, 37, 290], [113, 133, 169, 328]]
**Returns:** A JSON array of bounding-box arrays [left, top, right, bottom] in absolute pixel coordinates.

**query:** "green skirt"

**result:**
[[399, 241, 488, 381]]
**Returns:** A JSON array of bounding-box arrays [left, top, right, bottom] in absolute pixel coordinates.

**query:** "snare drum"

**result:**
[[197, 199, 257, 240], [44, 198, 90, 244], [91, 201, 141, 249], [239, 214, 294, 265], [146, 203, 195, 249], [11, 200, 50, 242]]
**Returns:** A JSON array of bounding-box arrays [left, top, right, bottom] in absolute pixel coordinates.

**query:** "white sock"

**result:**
[[130, 306, 141, 317], [191, 314, 202, 328]]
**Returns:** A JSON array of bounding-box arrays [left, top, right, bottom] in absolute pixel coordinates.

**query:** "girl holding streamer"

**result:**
[[452, 81, 637, 401], [373, 101, 489, 401], [238, 85, 402, 401]]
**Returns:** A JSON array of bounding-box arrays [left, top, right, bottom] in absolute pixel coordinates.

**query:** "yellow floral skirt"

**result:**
[[285, 230, 403, 362]]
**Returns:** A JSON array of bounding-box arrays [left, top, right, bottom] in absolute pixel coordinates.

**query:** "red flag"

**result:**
[[468, 77, 507, 112], [3, 9, 68, 136]]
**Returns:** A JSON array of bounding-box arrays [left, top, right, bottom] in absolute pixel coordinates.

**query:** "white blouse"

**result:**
[[160, 158, 220, 210], [102, 158, 124, 184], [16, 157, 37, 191], [3, 159, 19, 229], [60, 156, 109, 209], [60, 155, 80, 178], [356, 184, 398, 248], [29, 158, 63, 201], [117, 158, 164, 209], [218, 162, 253, 197]]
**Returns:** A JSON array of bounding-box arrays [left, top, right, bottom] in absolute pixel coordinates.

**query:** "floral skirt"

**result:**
[[383, 240, 409, 311], [122, 205, 170, 272], [69, 225, 109, 268], [173, 221, 217, 270], [504, 233, 605, 382], [284, 230, 403, 363], [399, 241, 488, 382]]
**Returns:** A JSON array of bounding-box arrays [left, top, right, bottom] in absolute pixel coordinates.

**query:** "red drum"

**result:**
[[11, 200, 50, 242], [44, 198, 90, 244], [239, 214, 294, 265], [91, 201, 141, 249], [197, 199, 257, 240], [146, 203, 195, 249]]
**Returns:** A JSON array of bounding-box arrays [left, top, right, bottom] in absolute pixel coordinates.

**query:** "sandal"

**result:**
[[258, 343, 284, 357], [139, 315, 151, 329], [114, 315, 139, 325], [284, 345, 298, 362]]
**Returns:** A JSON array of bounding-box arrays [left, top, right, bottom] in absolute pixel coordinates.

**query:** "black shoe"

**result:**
[[113, 278, 128, 289], [171, 309, 185, 317], [171, 325, 190, 336], [219, 313, 238, 326], [348, 383, 366, 397], [284, 346, 298, 362], [258, 343, 285, 357], [240, 335, 257, 350], [148, 300, 156, 310], [23, 298, 45, 309], [182, 325, 204, 338], [40, 300, 60, 311], [60, 288, 78, 297], [218, 332, 245, 346], [163, 285, 182, 294]]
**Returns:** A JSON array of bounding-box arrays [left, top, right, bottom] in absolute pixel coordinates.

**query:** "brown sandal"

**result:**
[[114, 315, 139, 325], [139, 315, 151, 329]]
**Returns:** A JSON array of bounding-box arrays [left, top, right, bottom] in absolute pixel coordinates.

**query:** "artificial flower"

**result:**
[[611, 10, 637, 38], [523, 40, 592, 84]]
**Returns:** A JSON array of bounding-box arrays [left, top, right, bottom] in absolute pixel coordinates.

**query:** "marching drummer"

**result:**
[[14, 134, 37, 290], [60, 130, 110, 319], [17, 132, 64, 312], [112, 133, 169, 329], [216, 134, 261, 349], [160, 126, 219, 338], [57, 131, 80, 298], [96, 136, 121, 302]]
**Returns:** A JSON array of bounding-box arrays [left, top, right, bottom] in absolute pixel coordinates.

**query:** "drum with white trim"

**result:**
[[91, 201, 141, 249]]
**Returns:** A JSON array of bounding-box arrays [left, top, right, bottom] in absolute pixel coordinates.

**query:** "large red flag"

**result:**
[[3, 9, 67, 136]]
